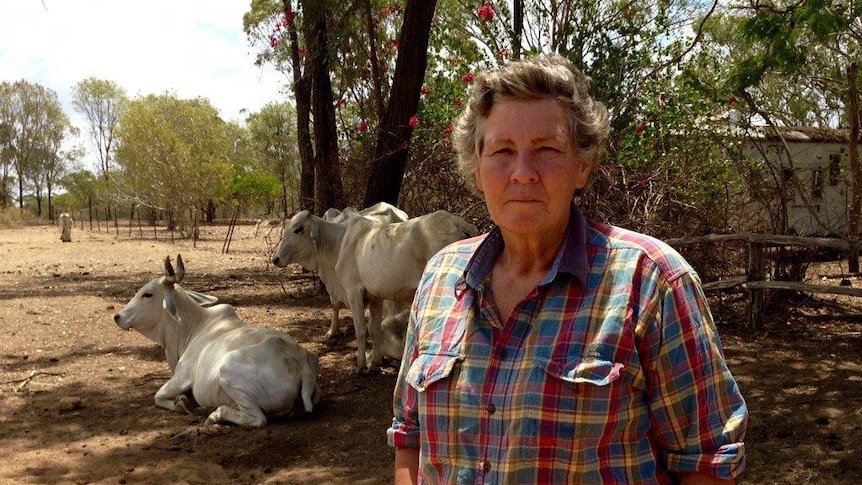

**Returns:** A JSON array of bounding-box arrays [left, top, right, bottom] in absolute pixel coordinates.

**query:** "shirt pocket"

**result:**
[[529, 356, 631, 419], [406, 351, 465, 393], [536, 357, 626, 387]]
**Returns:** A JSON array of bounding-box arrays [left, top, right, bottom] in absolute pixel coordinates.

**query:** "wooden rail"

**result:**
[[666, 233, 861, 328]]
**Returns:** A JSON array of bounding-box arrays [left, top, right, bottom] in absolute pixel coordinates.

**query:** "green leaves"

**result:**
[[115, 94, 235, 224]]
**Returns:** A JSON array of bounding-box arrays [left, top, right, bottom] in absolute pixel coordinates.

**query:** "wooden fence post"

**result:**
[[748, 241, 765, 329]]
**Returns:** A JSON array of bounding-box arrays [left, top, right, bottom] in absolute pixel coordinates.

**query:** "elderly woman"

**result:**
[[388, 55, 748, 484]]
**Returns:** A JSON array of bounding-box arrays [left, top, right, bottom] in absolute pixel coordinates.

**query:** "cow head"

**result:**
[[113, 254, 217, 336], [271, 211, 319, 269]]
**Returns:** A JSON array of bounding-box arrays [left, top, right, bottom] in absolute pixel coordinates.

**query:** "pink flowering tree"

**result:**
[[241, 0, 744, 245]]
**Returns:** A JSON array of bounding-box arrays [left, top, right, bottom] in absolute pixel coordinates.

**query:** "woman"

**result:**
[[388, 55, 748, 484]]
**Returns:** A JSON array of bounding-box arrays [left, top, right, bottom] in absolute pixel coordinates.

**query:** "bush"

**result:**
[[0, 207, 35, 229]]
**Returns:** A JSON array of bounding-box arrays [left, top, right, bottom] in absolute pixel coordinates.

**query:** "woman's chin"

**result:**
[[495, 214, 551, 234]]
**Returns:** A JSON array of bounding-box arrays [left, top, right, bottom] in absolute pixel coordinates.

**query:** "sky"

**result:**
[[0, 0, 285, 167]]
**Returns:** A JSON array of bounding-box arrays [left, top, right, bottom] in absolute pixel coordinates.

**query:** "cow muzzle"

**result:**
[[113, 313, 132, 330]]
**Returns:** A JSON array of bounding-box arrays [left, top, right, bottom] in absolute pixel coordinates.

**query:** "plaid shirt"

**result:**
[[388, 205, 748, 484]]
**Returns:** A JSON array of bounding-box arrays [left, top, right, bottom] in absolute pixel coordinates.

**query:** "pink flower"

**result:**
[[409, 115, 420, 128], [358, 119, 368, 132], [380, 7, 392, 18], [659, 92, 666, 102], [476, 4, 495, 22], [454, 98, 462, 107], [461, 72, 474, 84], [270, 36, 279, 48], [390, 40, 399, 50], [421, 86, 431, 95], [284, 10, 296, 26], [444, 125, 453, 134], [298, 47, 307, 57], [635, 123, 645, 134], [729, 95, 737, 106]]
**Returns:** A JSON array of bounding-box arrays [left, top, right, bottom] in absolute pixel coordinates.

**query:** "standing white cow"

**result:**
[[322, 201, 409, 225], [271, 210, 478, 372], [59, 213, 73, 242], [114, 254, 320, 427], [293, 202, 410, 340]]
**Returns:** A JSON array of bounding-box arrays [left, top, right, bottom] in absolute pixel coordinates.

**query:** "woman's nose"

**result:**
[[510, 151, 539, 183]]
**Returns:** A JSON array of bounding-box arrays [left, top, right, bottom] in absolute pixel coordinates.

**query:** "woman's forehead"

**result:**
[[483, 98, 570, 141]]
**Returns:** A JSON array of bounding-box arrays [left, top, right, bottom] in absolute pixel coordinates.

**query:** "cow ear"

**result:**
[[163, 290, 180, 322], [309, 219, 320, 247], [186, 290, 218, 307]]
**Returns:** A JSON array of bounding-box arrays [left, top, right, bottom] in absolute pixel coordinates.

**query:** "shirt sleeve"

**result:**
[[641, 270, 749, 479], [387, 280, 425, 449]]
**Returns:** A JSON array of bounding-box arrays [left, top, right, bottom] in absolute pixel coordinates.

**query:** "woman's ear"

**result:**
[[474, 167, 484, 194], [573, 155, 596, 190]]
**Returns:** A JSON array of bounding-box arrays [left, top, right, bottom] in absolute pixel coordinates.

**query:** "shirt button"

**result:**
[[482, 461, 491, 472], [497, 349, 507, 360], [487, 403, 496, 415]]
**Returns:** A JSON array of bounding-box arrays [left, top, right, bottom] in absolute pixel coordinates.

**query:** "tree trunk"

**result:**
[[364, 0, 386, 120], [17, 175, 23, 209], [206, 199, 216, 223], [305, 0, 344, 214], [363, 0, 437, 207], [286, 1, 316, 213], [513, 0, 524, 60], [848, 62, 860, 273], [47, 184, 53, 222]]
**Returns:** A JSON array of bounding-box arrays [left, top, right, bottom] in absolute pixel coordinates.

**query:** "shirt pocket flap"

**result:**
[[406, 351, 464, 392], [537, 357, 625, 387]]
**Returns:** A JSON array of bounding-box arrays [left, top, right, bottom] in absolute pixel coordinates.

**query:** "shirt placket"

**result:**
[[476, 287, 538, 484]]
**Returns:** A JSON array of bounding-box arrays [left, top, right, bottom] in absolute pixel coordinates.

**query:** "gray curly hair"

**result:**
[[451, 55, 610, 194]]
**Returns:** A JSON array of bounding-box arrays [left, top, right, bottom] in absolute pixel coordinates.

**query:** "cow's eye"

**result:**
[[293, 226, 303, 234], [143, 292, 153, 298]]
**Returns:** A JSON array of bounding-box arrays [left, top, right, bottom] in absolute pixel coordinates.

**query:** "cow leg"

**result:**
[[366, 300, 384, 372], [347, 290, 368, 373], [204, 368, 268, 427], [204, 341, 302, 427], [326, 299, 341, 339], [154, 367, 193, 412], [301, 351, 320, 412], [205, 403, 266, 427]]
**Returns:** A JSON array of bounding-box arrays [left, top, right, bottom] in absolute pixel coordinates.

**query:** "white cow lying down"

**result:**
[[114, 254, 320, 427], [272, 209, 478, 373]]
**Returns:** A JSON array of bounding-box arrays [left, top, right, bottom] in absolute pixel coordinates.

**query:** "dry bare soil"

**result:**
[[1, 222, 861, 484]]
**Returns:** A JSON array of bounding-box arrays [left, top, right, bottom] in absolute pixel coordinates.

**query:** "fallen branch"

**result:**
[[3, 369, 64, 391], [134, 372, 171, 385]]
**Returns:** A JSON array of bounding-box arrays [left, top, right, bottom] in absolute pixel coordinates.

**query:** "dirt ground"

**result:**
[[1, 222, 861, 484]]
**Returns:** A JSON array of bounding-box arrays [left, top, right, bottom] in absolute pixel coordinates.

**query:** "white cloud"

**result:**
[[0, 0, 285, 167]]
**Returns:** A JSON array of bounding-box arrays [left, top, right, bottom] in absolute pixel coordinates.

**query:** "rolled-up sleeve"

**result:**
[[643, 271, 748, 479], [387, 296, 423, 449]]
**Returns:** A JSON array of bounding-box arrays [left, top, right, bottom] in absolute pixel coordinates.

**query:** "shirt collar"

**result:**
[[463, 203, 589, 289]]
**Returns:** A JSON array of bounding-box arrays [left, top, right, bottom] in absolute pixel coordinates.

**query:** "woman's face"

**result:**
[[476, 97, 593, 237]]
